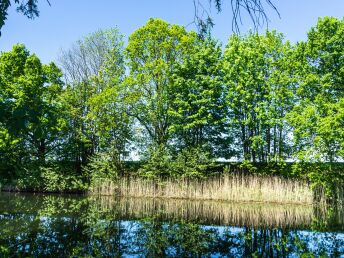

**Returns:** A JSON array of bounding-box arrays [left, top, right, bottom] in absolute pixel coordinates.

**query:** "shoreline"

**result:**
[[2, 168, 343, 205], [0, 174, 317, 205]]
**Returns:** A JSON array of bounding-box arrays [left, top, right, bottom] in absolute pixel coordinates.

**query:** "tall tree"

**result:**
[[288, 17, 344, 162], [125, 18, 197, 148], [59, 28, 130, 170], [169, 37, 228, 157], [0, 44, 64, 176], [223, 31, 295, 162]]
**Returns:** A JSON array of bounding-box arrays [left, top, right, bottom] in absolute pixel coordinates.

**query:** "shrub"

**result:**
[[15, 163, 87, 193], [138, 145, 215, 179], [172, 147, 214, 178], [138, 144, 173, 179], [84, 151, 121, 187]]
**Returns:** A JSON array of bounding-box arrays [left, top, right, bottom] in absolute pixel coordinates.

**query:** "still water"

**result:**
[[0, 192, 343, 257]]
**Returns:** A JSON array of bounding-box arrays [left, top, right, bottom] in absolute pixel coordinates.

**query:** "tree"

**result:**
[[0, 44, 64, 177], [288, 17, 344, 162], [223, 31, 295, 162], [169, 37, 228, 157], [59, 28, 131, 171], [125, 18, 197, 148]]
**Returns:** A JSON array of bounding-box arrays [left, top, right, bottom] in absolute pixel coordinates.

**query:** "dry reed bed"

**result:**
[[90, 174, 316, 204], [92, 196, 314, 228]]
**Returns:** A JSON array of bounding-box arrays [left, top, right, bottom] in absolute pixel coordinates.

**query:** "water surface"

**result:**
[[0, 193, 343, 257]]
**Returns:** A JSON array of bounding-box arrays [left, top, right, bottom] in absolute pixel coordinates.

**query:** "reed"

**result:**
[[92, 196, 315, 228], [2, 192, 341, 229], [90, 174, 319, 204]]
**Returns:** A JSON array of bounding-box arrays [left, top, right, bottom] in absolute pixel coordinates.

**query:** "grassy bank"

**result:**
[[90, 174, 316, 205]]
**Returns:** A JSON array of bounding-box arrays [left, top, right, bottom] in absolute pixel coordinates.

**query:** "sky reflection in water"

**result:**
[[0, 193, 343, 257]]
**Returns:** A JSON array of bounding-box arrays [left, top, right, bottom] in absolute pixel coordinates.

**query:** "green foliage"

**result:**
[[0, 44, 65, 177], [169, 37, 229, 157], [239, 160, 258, 173], [125, 18, 197, 146], [223, 30, 295, 162], [39, 166, 87, 192], [172, 147, 214, 178], [60, 28, 132, 171], [138, 145, 173, 179], [139, 144, 214, 179], [84, 147, 121, 187], [13, 162, 87, 192], [0, 17, 343, 201], [288, 17, 344, 163], [292, 162, 344, 202]]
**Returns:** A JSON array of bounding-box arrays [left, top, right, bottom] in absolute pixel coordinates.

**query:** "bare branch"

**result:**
[[193, 0, 280, 35]]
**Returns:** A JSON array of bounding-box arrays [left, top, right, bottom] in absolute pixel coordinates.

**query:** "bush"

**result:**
[[138, 144, 173, 179], [172, 147, 214, 178], [138, 145, 215, 179], [84, 151, 121, 187], [15, 162, 87, 193], [292, 162, 344, 203]]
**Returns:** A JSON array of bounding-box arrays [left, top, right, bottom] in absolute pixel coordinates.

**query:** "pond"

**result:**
[[0, 193, 343, 257]]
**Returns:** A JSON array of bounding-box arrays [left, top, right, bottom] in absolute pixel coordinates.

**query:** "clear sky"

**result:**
[[0, 0, 343, 64]]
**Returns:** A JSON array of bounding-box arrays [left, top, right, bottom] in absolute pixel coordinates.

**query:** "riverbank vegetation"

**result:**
[[0, 17, 343, 202], [90, 174, 315, 204]]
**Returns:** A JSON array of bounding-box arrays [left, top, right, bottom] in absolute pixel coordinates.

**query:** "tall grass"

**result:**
[[90, 174, 318, 204]]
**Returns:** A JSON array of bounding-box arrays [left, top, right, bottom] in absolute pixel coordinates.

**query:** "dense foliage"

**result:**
[[0, 17, 343, 195]]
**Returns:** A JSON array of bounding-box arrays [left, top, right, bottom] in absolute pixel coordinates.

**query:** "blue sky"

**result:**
[[0, 0, 343, 64]]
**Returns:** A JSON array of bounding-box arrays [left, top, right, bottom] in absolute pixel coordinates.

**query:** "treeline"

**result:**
[[0, 17, 343, 191]]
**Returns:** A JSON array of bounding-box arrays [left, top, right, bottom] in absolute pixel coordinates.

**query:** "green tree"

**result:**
[[169, 37, 228, 157], [60, 28, 131, 172], [288, 17, 344, 162], [223, 31, 295, 162], [125, 18, 197, 148], [0, 44, 64, 177]]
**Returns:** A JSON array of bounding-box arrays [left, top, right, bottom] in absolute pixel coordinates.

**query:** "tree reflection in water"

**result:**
[[0, 193, 343, 257]]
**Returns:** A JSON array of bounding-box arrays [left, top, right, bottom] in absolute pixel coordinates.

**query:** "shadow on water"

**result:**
[[0, 193, 343, 257]]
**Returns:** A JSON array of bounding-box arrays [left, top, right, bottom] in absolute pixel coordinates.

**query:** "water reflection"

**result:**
[[0, 193, 343, 257]]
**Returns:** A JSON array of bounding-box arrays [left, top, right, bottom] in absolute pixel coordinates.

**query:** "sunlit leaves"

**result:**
[[223, 30, 295, 161], [289, 17, 344, 162]]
